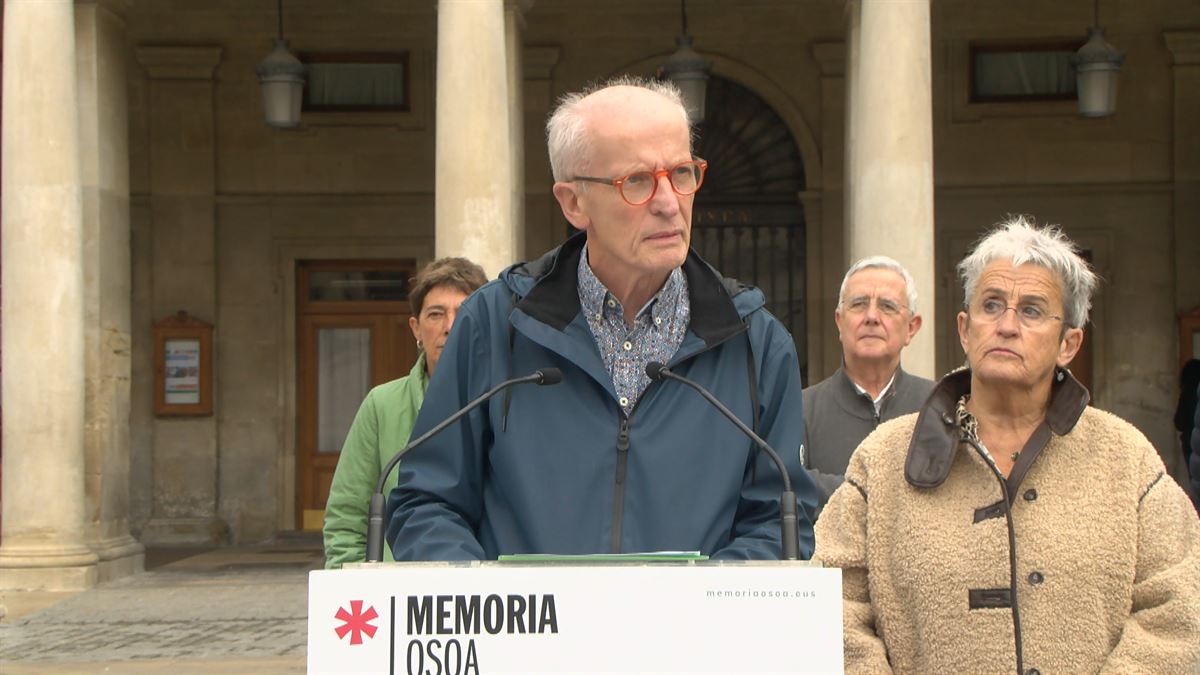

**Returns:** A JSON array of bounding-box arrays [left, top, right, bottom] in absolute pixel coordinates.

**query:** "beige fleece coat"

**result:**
[[815, 370, 1200, 674]]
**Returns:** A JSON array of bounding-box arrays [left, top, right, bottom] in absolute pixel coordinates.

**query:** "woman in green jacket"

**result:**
[[323, 257, 487, 568]]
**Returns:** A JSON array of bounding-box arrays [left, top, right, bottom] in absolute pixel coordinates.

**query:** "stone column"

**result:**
[[844, 0, 936, 380], [0, 0, 99, 591], [812, 41, 847, 380], [134, 46, 228, 546], [1165, 31, 1200, 486], [435, 0, 515, 277], [1164, 32, 1200, 315], [76, 0, 144, 583], [522, 45, 561, 259], [505, 0, 529, 262]]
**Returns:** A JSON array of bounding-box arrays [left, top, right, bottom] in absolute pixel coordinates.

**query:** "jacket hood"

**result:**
[[499, 232, 764, 345]]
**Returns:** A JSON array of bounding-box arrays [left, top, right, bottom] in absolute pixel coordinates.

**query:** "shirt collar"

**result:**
[[851, 371, 897, 412]]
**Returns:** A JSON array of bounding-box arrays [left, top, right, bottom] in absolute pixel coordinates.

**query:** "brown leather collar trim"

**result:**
[[904, 367, 1090, 489], [1005, 423, 1051, 496]]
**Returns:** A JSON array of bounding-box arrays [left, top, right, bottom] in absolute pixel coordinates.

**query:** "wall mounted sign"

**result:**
[[153, 311, 213, 416]]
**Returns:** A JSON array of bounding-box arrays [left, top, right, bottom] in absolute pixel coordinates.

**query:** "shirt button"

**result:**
[[1023, 488, 1038, 501], [622, 341, 632, 351], [654, 316, 662, 326], [1028, 571, 1044, 585], [607, 299, 616, 308], [618, 396, 629, 407]]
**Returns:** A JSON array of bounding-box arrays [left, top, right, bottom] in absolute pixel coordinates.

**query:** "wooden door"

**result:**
[[296, 260, 417, 530]]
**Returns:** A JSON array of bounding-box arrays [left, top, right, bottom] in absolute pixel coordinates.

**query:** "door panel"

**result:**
[[296, 259, 416, 530], [316, 326, 373, 454]]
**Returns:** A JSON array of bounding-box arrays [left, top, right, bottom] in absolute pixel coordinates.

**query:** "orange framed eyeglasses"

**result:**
[[571, 158, 708, 206]]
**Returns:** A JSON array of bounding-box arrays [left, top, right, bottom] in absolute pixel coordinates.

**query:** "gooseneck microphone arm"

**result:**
[[645, 361, 801, 560], [365, 368, 563, 563]]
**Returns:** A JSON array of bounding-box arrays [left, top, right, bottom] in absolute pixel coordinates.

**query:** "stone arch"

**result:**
[[614, 52, 822, 189]]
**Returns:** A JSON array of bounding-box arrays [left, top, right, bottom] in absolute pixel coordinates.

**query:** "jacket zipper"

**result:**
[[610, 415, 631, 553], [607, 320, 752, 553]]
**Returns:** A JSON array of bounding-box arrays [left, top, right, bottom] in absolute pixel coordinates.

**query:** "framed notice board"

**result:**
[[153, 311, 213, 416]]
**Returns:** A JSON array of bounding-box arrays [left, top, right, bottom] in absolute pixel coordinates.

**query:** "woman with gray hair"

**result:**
[[815, 216, 1200, 673]]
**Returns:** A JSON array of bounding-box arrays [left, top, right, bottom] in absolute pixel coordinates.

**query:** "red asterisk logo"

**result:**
[[334, 600, 379, 645]]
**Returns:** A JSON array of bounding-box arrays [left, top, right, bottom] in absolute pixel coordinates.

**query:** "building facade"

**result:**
[[2, 0, 1198, 589]]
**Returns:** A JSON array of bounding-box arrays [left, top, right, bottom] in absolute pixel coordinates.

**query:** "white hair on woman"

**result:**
[[957, 215, 1099, 329], [545, 75, 690, 183], [838, 256, 919, 315]]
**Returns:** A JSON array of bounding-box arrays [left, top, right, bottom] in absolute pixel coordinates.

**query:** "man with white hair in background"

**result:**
[[803, 256, 934, 510]]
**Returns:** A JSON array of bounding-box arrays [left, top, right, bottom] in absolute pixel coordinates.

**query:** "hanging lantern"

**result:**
[[1072, 28, 1122, 117], [660, 1, 711, 124], [257, 39, 306, 128], [1070, 0, 1123, 119], [256, 0, 306, 128]]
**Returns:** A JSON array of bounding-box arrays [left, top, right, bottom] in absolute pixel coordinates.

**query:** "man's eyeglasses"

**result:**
[[970, 297, 1064, 329], [571, 159, 708, 206], [842, 295, 908, 318]]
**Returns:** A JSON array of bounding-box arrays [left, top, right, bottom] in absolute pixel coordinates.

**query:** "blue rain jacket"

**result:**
[[386, 234, 816, 560]]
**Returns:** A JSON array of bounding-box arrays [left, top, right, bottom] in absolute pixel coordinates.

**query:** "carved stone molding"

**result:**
[[135, 46, 222, 80]]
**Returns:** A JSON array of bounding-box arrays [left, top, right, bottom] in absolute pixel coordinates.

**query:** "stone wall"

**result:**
[[119, 0, 1199, 542]]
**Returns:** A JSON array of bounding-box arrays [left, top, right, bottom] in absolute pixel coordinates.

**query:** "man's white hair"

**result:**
[[957, 215, 1099, 329], [545, 75, 690, 183], [837, 256, 919, 315]]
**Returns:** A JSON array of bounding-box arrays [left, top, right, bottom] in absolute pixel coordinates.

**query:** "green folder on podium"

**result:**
[[498, 551, 708, 563]]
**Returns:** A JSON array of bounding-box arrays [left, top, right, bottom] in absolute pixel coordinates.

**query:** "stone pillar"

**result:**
[[435, 0, 515, 277], [1165, 31, 1200, 486], [135, 46, 228, 546], [76, 0, 144, 583], [522, 45, 561, 259], [505, 0, 529, 262], [1164, 32, 1200, 315], [844, 0, 936, 380], [812, 41, 847, 380], [0, 0, 99, 591]]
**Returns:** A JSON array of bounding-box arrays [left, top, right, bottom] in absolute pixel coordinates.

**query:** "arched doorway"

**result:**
[[691, 76, 808, 377]]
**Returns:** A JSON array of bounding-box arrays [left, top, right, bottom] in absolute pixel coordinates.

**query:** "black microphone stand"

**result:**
[[646, 362, 802, 560], [364, 368, 562, 562]]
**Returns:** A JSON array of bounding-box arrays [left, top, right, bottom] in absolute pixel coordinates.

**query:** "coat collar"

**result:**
[[830, 365, 911, 420], [511, 232, 748, 347], [904, 367, 1090, 489], [411, 351, 430, 392]]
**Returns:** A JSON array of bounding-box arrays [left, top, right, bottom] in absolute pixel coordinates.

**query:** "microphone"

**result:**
[[365, 367, 563, 562], [645, 361, 802, 560]]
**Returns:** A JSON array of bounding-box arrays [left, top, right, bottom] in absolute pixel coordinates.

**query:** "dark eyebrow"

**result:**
[[978, 286, 1050, 306]]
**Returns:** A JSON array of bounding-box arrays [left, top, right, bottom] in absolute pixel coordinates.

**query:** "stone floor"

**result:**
[[0, 540, 322, 674]]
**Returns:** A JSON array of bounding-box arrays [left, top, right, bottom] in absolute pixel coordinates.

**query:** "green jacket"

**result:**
[[323, 352, 428, 568]]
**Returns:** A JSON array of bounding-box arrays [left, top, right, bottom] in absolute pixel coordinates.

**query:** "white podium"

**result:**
[[308, 560, 843, 675]]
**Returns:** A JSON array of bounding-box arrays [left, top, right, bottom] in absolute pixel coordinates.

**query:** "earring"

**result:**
[[1056, 369, 1065, 382], [416, 339, 423, 350]]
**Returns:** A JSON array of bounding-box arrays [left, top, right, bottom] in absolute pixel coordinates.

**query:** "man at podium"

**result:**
[[386, 77, 815, 561]]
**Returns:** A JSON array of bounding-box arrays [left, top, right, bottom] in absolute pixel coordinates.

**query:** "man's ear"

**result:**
[[904, 314, 923, 347], [552, 182, 590, 233]]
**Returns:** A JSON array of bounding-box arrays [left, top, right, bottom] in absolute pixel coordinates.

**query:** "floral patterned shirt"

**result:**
[[577, 244, 690, 416]]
